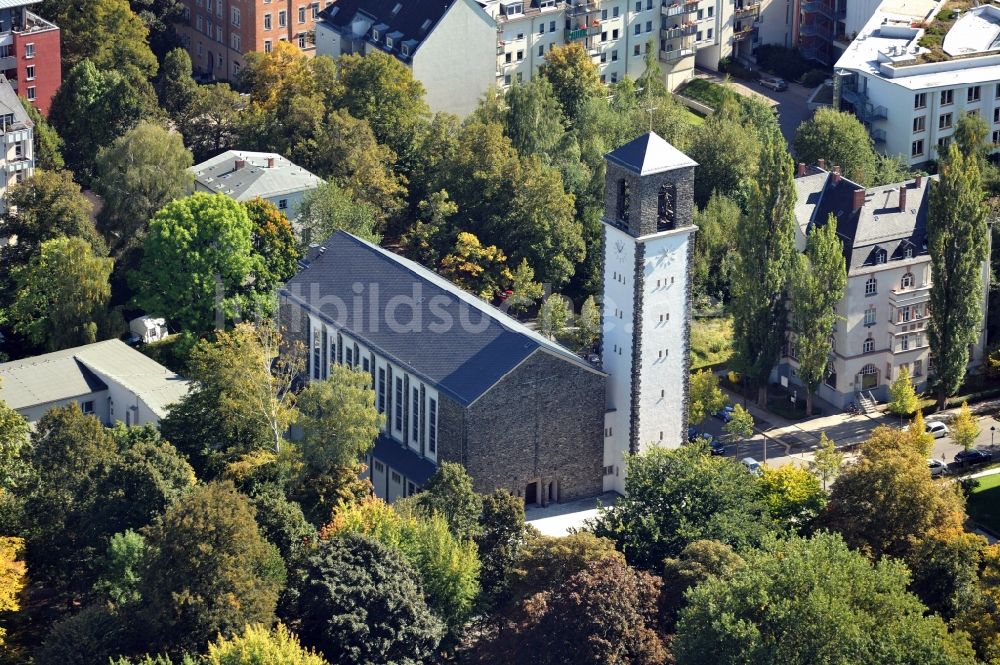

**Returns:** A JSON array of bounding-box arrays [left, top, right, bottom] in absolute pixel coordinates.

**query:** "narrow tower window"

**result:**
[[617, 178, 630, 224], [657, 183, 676, 231]]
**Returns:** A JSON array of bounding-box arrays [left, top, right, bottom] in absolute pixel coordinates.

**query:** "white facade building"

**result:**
[[315, 0, 497, 117], [601, 132, 695, 493], [190, 150, 323, 226], [0, 74, 33, 213], [832, 0, 1000, 167], [777, 162, 988, 408]]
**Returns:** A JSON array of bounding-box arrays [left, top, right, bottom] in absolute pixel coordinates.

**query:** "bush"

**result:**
[[754, 44, 815, 81], [205, 624, 328, 665], [800, 69, 830, 87], [36, 605, 129, 665]]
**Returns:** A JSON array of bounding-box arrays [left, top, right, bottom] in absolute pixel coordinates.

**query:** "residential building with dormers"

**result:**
[[775, 161, 988, 409]]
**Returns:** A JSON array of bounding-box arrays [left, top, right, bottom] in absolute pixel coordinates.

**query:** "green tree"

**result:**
[[400, 189, 458, 266], [888, 364, 920, 420], [758, 464, 826, 532], [954, 111, 990, 165], [591, 445, 774, 570], [576, 295, 601, 349], [477, 557, 669, 665], [296, 365, 380, 471], [673, 532, 977, 665], [94, 121, 194, 256], [730, 134, 798, 406], [688, 370, 728, 427], [22, 99, 64, 170], [205, 624, 328, 665], [688, 112, 761, 207], [662, 540, 744, 628], [58, 0, 159, 78], [538, 42, 603, 123], [691, 193, 740, 300], [0, 395, 30, 496], [35, 604, 129, 665], [180, 83, 245, 162], [809, 432, 843, 490], [439, 231, 513, 300], [873, 152, 912, 187], [9, 236, 113, 351], [243, 198, 301, 301], [156, 48, 198, 120], [500, 78, 566, 160], [92, 529, 147, 607], [140, 481, 285, 654], [539, 294, 571, 340], [49, 60, 159, 185], [820, 425, 967, 562], [474, 489, 530, 610], [509, 531, 623, 602], [160, 323, 302, 473], [956, 543, 1000, 664], [416, 462, 483, 541], [792, 107, 878, 186], [296, 534, 444, 664], [330, 50, 430, 167], [928, 143, 988, 408], [323, 497, 480, 631], [297, 180, 381, 245], [789, 216, 847, 415], [909, 525, 987, 621], [952, 401, 980, 451], [724, 403, 755, 458], [0, 169, 102, 269], [247, 484, 317, 568], [132, 193, 254, 332]]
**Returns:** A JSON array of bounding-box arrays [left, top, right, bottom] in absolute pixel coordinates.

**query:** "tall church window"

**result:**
[[657, 183, 676, 231], [616, 178, 630, 224]]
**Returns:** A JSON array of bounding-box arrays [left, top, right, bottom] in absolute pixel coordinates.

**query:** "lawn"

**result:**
[[690, 316, 733, 370], [682, 107, 705, 126], [967, 473, 1000, 535], [676, 78, 733, 111]]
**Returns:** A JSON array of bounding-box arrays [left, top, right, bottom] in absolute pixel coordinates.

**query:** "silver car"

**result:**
[[927, 458, 947, 478], [925, 421, 949, 439], [760, 76, 787, 91]]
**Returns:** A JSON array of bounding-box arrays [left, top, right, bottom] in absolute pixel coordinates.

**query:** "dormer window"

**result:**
[[401, 43, 410, 56], [874, 248, 886, 265], [905, 246, 913, 259], [386, 36, 394, 48], [505, 1, 524, 15], [540, 0, 555, 7], [372, 28, 380, 40]]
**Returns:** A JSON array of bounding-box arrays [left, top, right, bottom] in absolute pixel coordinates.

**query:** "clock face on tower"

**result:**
[[614, 240, 625, 263], [658, 247, 676, 266]]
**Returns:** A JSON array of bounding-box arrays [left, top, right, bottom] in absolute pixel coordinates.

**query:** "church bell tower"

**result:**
[[600, 132, 697, 494]]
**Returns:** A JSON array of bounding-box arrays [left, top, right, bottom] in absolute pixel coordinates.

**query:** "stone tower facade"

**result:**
[[600, 132, 697, 494]]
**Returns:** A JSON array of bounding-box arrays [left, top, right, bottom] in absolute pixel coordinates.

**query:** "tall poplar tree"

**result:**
[[730, 134, 798, 406], [789, 216, 847, 415], [927, 143, 988, 408]]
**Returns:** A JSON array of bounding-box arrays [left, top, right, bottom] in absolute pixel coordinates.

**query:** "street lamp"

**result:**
[[991, 425, 996, 448]]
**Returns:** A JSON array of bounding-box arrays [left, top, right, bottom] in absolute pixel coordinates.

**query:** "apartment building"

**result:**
[[831, 0, 1000, 167], [177, 0, 321, 80], [0, 75, 33, 211], [315, 0, 496, 116], [776, 162, 987, 408], [0, 0, 59, 114]]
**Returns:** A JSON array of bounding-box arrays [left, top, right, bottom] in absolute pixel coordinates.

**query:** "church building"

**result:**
[[278, 132, 695, 503]]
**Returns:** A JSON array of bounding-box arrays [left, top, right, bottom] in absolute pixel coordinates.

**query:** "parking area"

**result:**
[[692, 68, 817, 147]]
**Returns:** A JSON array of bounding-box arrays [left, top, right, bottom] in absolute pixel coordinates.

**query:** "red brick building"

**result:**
[[177, 0, 325, 81], [0, 0, 60, 115]]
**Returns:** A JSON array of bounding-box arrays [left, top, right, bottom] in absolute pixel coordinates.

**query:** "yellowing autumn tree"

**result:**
[[0, 536, 26, 646]]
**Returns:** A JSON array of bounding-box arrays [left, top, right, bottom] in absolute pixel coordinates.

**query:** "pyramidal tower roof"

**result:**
[[605, 132, 697, 175]]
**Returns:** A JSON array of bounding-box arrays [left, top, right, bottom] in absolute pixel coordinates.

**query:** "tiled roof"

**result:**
[[605, 132, 697, 175], [281, 231, 603, 406]]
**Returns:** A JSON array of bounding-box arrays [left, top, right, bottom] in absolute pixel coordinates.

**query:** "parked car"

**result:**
[[927, 458, 948, 478], [925, 421, 950, 439], [709, 438, 726, 456], [741, 457, 763, 475], [955, 448, 993, 467], [714, 405, 735, 422], [760, 76, 787, 91], [688, 426, 699, 442]]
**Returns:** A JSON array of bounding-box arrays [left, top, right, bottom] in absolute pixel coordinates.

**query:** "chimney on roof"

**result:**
[[915, 174, 923, 188], [832, 165, 841, 184], [797, 162, 806, 177], [817, 158, 826, 170], [899, 185, 907, 211], [853, 188, 866, 211], [267, 156, 275, 168], [234, 158, 246, 171]]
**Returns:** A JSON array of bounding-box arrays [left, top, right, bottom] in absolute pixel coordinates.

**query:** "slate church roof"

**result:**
[[281, 231, 603, 406], [605, 132, 698, 175]]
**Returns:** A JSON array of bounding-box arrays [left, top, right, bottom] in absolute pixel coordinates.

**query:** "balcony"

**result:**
[[888, 284, 931, 308], [661, 24, 696, 39], [732, 25, 756, 41], [660, 46, 695, 61], [566, 0, 598, 17], [734, 2, 760, 19], [12, 11, 58, 36], [565, 24, 602, 40], [662, 0, 698, 18], [0, 55, 14, 72], [871, 128, 886, 145], [798, 22, 832, 39]]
